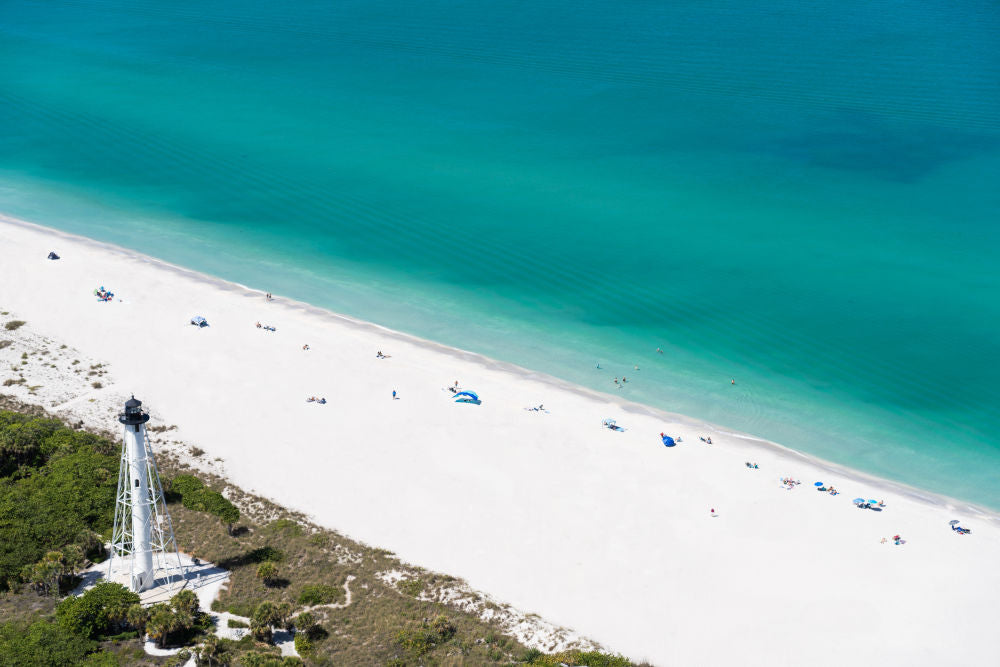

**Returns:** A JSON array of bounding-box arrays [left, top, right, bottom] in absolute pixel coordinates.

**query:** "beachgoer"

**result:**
[[731, 379, 735, 385], [596, 362, 601, 369], [302, 344, 309, 350], [622, 377, 627, 383], [707, 437, 712, 444], [657, 347, 663, 354], [634, 365, 639, 370], [256, 322, 261, 328], [392, 390, 397, 400], [710, 508, 717, 517]]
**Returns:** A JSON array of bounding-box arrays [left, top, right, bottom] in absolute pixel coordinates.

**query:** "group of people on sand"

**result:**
[[93, 286, 114, 302], [700, 436, 713, 444], [781, 477, 801, 489], [744, 461, 759, 469], [816, 484, 839, 496], [255, 321, 276, 331], [856, 500, 885, 510], [306, 396, 326, 404], [376, 350, 391, 359]]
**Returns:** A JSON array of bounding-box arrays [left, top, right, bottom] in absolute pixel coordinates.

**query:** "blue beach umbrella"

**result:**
[[814, 482, 824, 487], [852, 498, 865, 504], [868, 499, 879, 504]]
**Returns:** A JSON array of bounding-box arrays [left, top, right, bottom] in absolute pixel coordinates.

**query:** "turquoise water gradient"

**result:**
[[2, 1, 999, 506]]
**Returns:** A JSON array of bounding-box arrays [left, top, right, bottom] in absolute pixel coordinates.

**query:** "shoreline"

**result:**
[[3, 213, 994, 521], [3, 212, 1000, 665]]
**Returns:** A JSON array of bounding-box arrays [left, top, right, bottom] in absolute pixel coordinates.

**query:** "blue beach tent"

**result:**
[[454, 391, 481, 405], [661, 433, 676, 447], [190, 316, 208, 327]]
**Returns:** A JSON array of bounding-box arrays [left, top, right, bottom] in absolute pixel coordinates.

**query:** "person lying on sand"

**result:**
[[302, 344, 310, 350], [256, 322, 262, 328]]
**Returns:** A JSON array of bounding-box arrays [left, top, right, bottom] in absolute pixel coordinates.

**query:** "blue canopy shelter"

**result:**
[[190, 316, 209, 327], [660, 433, 676, 447], [454, 391, 481, 405]]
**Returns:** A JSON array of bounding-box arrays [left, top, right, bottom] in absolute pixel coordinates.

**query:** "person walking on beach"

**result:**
[[392, 390, 397, 400]]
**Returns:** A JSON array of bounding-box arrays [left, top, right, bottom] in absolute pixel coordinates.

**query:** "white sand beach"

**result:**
[[2, 215, 999, 666]]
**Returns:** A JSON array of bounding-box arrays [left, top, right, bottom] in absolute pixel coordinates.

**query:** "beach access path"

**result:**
[[2, 215, 999, 666]]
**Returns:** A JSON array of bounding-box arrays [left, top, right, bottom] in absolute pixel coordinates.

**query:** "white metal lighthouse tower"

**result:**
[[107, 396, 184, 593]]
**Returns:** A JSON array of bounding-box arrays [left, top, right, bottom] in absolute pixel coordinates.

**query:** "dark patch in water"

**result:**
[[764, 111, 998, 182]]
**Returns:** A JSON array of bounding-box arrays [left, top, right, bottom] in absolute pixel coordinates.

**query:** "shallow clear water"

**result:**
[[2, 0, 998, 507]]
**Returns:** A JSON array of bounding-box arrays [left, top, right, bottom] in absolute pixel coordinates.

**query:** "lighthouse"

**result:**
[[107, 396, 183, 593]]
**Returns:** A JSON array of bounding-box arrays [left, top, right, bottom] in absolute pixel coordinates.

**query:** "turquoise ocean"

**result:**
[[2, 1, 998, 507]]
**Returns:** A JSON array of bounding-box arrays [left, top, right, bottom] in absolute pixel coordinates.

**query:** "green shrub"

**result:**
[[169, 474, 240, 533], [523, 647, 544, 663], [266, 518, 302, 536], [0, 618, 96, 665], [528, 650, 634, 667], [4, 320, 26, 331], [56, 582, 140, 640], [430, 615, 456, 641], [294, 632, 314, 655], [395, 615, 457, 657], [228, 618, 249, 629], [397, 578, 424, 597], [249, 546, 284, 563], [297, 584, 339, 606]]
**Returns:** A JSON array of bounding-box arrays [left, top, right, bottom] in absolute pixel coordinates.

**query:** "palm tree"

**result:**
[[126, 604, 149, 636], [277, 601, 293, 632], [43, 551, 67, 596], [293, 611, 315, 637], [196, 635, 220, 666], [171, 589, 200, 617], [146, 604, 178, 648], [61, 544, 85, 578], [220, 505, 240, 536], [255, 561, 279, 587], [250, 601, 280, 644]]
